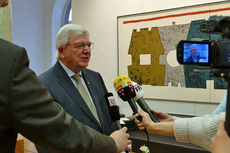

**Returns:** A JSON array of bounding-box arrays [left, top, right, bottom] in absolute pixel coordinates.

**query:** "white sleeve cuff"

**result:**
[[174, 118, 189, 143]]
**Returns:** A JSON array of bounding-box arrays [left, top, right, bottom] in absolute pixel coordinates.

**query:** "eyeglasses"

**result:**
[[66, 42, 94, 50]]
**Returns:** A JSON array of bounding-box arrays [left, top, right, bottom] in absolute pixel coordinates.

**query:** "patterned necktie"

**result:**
[[73, 74, 101, 125]]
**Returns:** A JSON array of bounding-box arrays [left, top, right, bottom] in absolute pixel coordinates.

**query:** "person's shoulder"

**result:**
[[83, 69, 103, 80], [0, 39, 27, 63], [0, 38, 13, 46], [84, 68, 100, 75], [185, 56, 192, 62], [40, 61, 61, 77], [39, 67, 55, 80], [0, 38, 22, 51]]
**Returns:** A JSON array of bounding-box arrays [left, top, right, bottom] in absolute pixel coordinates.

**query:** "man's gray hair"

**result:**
[[55, 24, 89, 59], [190, 43, 198, 50]]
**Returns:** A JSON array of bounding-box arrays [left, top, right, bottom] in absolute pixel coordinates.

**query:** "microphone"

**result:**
[[105, 92, 130, 153], [132, 81, 159, 122], [113, 75, 141, 121], [105, 92, 122, 129]]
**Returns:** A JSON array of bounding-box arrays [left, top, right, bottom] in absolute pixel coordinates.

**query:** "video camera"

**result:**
[[177, 15, 230, 137], [177, 15, 230, 68]]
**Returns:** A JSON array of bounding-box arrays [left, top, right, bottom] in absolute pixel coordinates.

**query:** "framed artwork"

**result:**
[[117, 1, 230, 103]]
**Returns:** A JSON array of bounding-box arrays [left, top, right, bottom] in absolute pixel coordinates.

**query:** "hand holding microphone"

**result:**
[[132, 81, 159, 122], [105, 92, 131, 153]]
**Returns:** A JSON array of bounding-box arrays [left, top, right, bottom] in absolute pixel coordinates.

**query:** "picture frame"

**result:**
[[117, 1, 230, 103]]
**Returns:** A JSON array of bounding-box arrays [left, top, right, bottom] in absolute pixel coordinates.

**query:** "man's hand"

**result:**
[[150, 109, 173, 122], [110, 127, 132, 153], [211, 120, 230, 153]]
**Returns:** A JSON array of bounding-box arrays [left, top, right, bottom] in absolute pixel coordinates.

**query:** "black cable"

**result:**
[[144, 129, 150, 149]]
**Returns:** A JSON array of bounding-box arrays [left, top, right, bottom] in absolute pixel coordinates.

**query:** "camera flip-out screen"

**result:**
[[183, 42, 210, 64], [177, 40, 211, 65]]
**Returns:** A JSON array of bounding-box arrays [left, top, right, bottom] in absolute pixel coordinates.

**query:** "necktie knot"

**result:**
[[73, 74, 80, 81], [73, 74, 81, 86]]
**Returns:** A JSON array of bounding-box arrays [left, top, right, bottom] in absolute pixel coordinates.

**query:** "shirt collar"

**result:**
[[59, 61, 82, 77]]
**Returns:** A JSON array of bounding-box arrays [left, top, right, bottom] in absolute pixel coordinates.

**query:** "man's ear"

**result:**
[[58, 47, 63, 53], [58, 48, 65, 58]]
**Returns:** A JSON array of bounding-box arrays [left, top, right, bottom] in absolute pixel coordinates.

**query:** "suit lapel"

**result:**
[[82, 70, 103, 127], [53, 62, 100, 126]]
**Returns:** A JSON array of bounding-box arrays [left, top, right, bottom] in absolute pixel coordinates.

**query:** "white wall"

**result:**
[[51, 0, 70, 65], [11, 0, 56, 75], [72, 0, 227, 117], [11, 0, 69, 75], [11, 0, 44, 75]]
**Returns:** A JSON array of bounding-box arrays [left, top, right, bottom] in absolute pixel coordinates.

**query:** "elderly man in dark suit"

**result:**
[[35, 24, 122, 153], [185, 44, 200, 63], [0, 1, 131, 152]]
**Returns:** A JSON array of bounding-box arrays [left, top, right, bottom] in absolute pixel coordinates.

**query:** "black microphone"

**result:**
[[132, 81, 159, 122], [105, 92, 122, 129], [113, 75, 141, 121], [105, 92, 130, 153]]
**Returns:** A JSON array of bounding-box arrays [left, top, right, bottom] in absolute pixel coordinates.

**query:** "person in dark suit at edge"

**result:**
[[35, 23, 124, 153], [0, 0, 131, 153]]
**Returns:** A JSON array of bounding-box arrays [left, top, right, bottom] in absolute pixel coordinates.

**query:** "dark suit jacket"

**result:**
[[0, 38, 116, 153], [185, 56, 200, 62], [36, 61, 116, 153]]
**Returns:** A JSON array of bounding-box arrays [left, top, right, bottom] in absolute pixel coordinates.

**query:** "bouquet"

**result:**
[[139, 144, 150, 153]]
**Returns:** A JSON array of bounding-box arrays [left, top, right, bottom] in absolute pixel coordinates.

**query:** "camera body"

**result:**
[[177, 16, 230, 68], [177, 39, 230, 68], [176, 15, 230, 137]]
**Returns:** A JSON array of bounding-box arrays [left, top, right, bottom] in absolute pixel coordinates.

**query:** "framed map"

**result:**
[[117, 1, 230, 103]]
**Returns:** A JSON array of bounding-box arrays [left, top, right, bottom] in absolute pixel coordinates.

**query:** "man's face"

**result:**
[[59, 33, 91, 73], [0, 0, 8, 7], [191, 46, 198, 57]]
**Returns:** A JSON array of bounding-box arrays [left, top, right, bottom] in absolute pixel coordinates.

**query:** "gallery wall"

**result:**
[[72, 0, 227, 116]]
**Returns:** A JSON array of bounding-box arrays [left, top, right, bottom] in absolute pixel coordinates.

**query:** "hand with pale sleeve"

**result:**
[[135, 110, 154, 133], [150, 109, 174, 122], [110, 127, 132, 153], [135, 109, 174, 137], [211, 120, 230, 153]]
